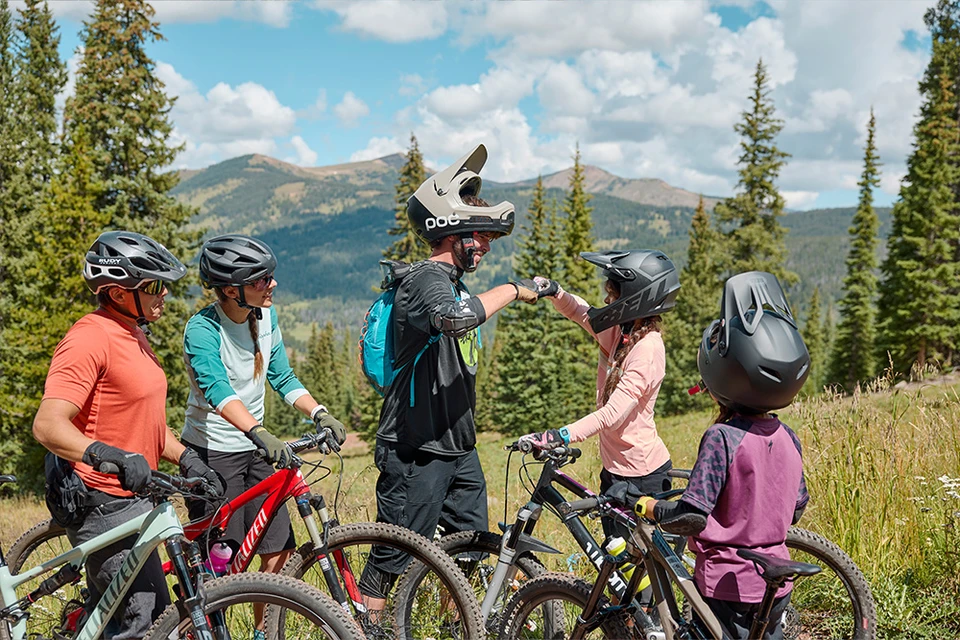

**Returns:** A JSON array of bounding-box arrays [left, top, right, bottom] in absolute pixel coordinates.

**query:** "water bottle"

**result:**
[[205, 542, 233, 576], [604, 536, 636, 581]]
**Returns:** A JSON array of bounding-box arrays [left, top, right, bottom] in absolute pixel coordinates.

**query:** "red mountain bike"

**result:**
[[7, 430, 482, 639]]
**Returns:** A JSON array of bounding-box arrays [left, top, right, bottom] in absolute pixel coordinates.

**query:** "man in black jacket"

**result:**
[[359, 144, 546, 608]]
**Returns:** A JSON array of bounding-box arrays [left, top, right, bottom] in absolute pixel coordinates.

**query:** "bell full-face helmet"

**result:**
[[697, 271, 810, 414], [406, 143, 515, 246], [580, 249, 681, 334]]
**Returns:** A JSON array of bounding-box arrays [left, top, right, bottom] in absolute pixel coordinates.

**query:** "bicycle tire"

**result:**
[[144, 572, 361, 639], [499, 572, 634, 639], [277, 521, 484, 640], [784, 527, 876, 640], [4, 518, 85, 640], [398, 529, 561, 637]]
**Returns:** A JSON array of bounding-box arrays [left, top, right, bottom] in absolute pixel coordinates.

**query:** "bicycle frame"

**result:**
[[1, 502, 192, 640]]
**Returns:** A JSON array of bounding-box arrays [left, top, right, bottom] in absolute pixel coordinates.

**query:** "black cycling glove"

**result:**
[[179, 448, 225, 498], [82, 441, 152, 493]]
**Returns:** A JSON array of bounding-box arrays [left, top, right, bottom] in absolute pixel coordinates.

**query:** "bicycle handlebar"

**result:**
[[95, 464, 217, 498], [506, 441, 582, 462], [668, 468, 691, 480]]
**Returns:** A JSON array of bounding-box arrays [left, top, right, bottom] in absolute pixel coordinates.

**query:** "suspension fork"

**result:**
[[304, 494, 366, 614], [165, 537, 215, 640]]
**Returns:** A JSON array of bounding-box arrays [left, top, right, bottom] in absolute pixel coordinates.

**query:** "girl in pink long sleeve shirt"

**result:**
[[521, 249, 681, 539]]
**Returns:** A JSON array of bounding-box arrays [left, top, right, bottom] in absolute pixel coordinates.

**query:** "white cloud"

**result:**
[[537, 63, 595, 116], [155, 62, 297, 168], [399, 74, 427, 97], [783, 190, 820, 210], [351, 136, 405, 162], [25, 1, 291, 26], [423, 65, 539, 120], [314, 0, 448, 42], [299, 90, 328, 120], [333, 91, 370, 127], [289, 135, 318, 166]]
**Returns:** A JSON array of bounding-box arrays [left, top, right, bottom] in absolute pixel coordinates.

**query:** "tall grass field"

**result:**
[[2, 380, 958, 638]]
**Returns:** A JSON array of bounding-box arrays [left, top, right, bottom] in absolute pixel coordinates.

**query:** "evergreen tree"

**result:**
[[877, 3, 960, 372], [483, 177, 568, 434], [3, 127, 108, 486], [555, 146, 599, 419], [714, 59, 795, 283], [660, 196, 724, 414], [828, 110, 881, 391], [64, 0, 203, 430], [304, 321, 341, 415], [384, 133, 429, 263], [801, 287, 826, 395]]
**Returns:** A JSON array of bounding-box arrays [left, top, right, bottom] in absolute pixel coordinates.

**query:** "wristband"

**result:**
[[511, 282, 520, 300], [636, 496, 655, 519], [310, 405, 328, 420]]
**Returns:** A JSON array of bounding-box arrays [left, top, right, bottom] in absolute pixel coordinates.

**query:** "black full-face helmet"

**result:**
[[697, 271, 810, 414], [83, 230, 186, 294], [199, 234, 277, 289], [406, 143, 515, 245], [580, 250, 681, 334]]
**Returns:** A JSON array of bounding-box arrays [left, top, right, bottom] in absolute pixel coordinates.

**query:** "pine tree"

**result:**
[[64, 0, 203, 430], [555, 146, 599, 419], [801, 287, 826, 395], [660, 196, 724, 414], [384, 133, 430, 263], [877, 3, 960, 373], [3, 127, 108, 487], [714, 59, 795, 283], [483, 177, 569, 434], [828, 110, 881, 391], [305, 321, 341, 413]]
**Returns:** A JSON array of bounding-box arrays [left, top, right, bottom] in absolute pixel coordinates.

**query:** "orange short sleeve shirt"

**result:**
[[43, 309, 167, 496]]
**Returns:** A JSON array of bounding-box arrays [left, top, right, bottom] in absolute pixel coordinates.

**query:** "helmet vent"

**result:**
[[797, 362, 809, 379], [130, 256, 155, 270], [758, 366, 782, 382], [108, 267, 127, 277]]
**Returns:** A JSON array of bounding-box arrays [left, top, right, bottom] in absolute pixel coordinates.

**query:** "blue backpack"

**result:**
[[359, 261, 444, 401]]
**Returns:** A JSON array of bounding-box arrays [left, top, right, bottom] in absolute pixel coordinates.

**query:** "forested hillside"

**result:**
[[172, 153, 892, 334]]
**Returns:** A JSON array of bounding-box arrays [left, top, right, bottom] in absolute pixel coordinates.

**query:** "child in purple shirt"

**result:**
[[605, 271, 811, 639]]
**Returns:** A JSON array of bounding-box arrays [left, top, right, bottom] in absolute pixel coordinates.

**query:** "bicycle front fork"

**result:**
[[165, 537, 215, 640], [299, 494, 364, 615]]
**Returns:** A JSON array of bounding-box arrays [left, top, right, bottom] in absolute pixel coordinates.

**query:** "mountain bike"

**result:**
[[499, 492, 823, 639], [0, 470, 360, 640], [401, 442, 876, 639], [7, 430, 483, 640]]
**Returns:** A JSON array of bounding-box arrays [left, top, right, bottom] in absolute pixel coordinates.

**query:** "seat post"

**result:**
[[749, 578, 786, 638]]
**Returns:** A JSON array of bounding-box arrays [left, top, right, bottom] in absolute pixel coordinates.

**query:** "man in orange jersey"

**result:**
[[33, 231, 222, 639]]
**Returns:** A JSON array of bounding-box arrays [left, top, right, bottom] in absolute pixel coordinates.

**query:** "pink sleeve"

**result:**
[[565, 344, 659, 442], [550, 289, 618, 354]]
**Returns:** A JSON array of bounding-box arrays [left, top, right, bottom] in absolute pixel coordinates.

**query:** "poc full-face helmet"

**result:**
[[580, 250, 681, 335], [697, 271, 810, 414], [83, 230, 187, 328], [406, 143, 515, 272], [199, 234, 277, 319]]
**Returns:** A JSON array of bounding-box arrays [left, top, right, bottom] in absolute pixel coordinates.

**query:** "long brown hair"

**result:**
[[216, 288, 264, 380], [600, 315, 662, 406]]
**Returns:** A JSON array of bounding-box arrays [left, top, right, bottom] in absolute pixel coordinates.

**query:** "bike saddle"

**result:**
[[737, 549, 821, 582], [0, 475, 16, 486]]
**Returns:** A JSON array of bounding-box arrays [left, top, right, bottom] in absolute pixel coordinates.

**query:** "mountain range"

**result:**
[[171, 153, 891, 342]]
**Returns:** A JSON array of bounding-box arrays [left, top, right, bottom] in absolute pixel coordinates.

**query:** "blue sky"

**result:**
[[41, 0, 935, 210]]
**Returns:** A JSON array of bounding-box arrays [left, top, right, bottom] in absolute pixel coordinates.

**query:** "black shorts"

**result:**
[[185, 444, 296, 557], [599, 460, 673, 540], [358, 440, 488, 598]]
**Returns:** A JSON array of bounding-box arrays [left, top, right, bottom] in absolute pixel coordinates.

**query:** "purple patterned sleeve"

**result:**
[[681, 425, 731, 515], [785, 424, 810, 510]]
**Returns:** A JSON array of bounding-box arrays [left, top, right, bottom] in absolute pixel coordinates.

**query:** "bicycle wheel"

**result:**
[[391, 529, 561, 637], [144, 572, 360, 639], [5, 519, 85, 640], [278, 522, 484, 640], [784, 527, 876, 640], [499, 572, 634, 639]]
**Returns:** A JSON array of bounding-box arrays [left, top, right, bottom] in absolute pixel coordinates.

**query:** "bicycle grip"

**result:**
[[562, 497, 599, 513], [97, 461, 120, 475]]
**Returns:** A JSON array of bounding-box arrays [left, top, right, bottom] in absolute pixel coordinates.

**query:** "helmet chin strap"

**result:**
[[105, 289, 151, 335], [455, 234, 479, 273], [235, 286, 263, 320]]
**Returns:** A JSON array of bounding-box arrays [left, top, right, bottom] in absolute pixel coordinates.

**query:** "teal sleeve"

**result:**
[[266, 310, 306, 402], [184, 314, 240, 410]]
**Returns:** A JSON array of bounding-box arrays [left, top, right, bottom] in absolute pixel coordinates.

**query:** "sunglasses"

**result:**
[[248, 274, 274, 291], [138, 280, 165, 295]]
